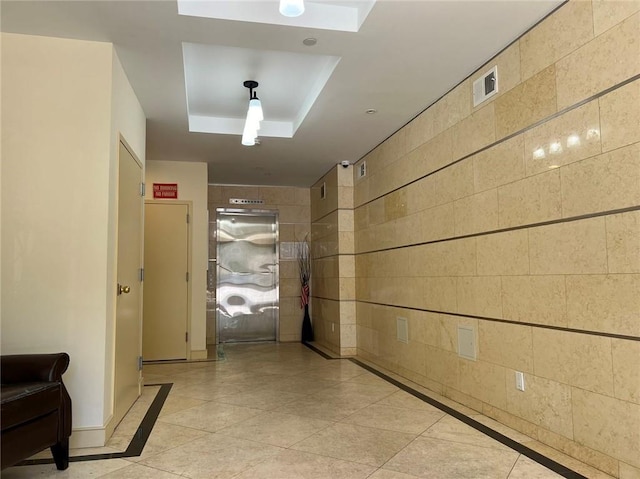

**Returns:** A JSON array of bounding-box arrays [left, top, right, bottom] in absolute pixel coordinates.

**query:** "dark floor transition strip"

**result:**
[[349, 358, 588, 479], [17, 383, 172, 466]]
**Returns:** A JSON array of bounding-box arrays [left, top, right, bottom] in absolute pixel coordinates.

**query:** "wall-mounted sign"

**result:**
[[229, 198, 264, 205], [153, 183, 178, 199]]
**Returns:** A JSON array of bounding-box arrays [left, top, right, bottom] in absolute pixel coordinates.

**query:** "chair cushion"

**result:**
[[1, 382, 60, 430]]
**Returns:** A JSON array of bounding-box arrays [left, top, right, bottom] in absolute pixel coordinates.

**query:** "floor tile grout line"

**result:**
[[348, 357, 588, 479]]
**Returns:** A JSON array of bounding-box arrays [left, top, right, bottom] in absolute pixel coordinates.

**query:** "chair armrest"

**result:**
[[1, 353, 70, 384]]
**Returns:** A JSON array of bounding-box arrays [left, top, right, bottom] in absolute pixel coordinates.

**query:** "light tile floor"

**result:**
[[3, 343, 614, 478]]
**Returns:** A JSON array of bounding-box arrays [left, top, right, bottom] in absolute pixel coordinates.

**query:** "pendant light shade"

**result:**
[[279, 0, 304, 17], [241, 81, 263, 146]]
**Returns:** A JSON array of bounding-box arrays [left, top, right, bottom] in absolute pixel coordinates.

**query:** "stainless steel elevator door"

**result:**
[[216, 210, 278, 343]]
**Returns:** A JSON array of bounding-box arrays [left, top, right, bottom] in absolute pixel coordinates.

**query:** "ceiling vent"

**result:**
[[473, 66, 498, 107]]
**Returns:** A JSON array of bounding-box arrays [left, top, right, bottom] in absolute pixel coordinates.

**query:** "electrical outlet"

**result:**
[[515, 371, 525, 391], [331, 323, 335, 333]]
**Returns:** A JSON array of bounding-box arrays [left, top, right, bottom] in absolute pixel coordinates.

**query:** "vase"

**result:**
[[301, 304, 314, 342]]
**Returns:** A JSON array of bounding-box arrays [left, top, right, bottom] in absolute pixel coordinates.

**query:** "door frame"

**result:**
[[144, 199, 193, 359], [215, 208, 280, 344], [110, 135, 144, 440]]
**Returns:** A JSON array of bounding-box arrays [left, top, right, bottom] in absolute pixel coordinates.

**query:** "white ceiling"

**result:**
[[1, 0, 564, 187]]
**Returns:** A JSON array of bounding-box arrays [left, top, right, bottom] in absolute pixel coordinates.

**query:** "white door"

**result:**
[[114, 141, 143, 427], [143, 202, 189, 360]]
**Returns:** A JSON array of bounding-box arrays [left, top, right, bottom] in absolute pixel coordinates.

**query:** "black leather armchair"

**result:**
[[1, 353, 72, 470]]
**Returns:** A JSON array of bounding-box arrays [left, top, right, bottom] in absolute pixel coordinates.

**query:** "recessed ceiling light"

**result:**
[[365, 109, 377, 114], [303, 37, 317, 46]]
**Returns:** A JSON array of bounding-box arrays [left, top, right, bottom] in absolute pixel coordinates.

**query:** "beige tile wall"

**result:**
[[207, 185, 310, 343], [310, 166, 356, 356], [352, 1, 640, 476]]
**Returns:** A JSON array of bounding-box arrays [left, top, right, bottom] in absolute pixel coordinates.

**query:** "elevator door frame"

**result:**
[[215, 208, 279, 344]]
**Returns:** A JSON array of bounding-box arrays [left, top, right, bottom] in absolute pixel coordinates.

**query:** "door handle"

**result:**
[[118, 284, 131, 295]]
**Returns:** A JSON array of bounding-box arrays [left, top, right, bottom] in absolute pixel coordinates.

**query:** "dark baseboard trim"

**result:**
[[17, 383, 172, 467], [349, 358, 588, 479], [302, 341, 343, 360]]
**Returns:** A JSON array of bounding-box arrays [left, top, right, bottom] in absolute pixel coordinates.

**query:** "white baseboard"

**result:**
[[69, 426, 108, 448], [190, 349, 208, 360]]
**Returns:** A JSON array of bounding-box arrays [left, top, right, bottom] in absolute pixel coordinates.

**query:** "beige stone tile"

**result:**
[[342, 403, 444, 434], [405, 176, 436, 215], [434, 159, 474, 206], [425, 346, 459, 389], [535, 427, 620, 478], [566, 274, 640, 336], [291, 422, 416, 467], [621, 461, 640, 479], [528, 217, 608, 274], [473, 135, 525, 193], [479, 321, 533, 373], [375, 390, 445, 413], [138, 433, 283, 479], [495, 65, 557, 139], [418, 203, 455, 242], [477, 230, 530, 276], [158, 401, 264, 432], [482, 403, 540, 441], [1, 459, 132, 479], [233, 449, 376, 479], [99, 464, 185, 478], [599, 79, 640, 152], [436, 314, 478, 354], [471, 43, 521, 111], [471, 414, 537, 444], [561, 143, 640, 217], [612, 339, 640, 404], [454, 189, 499, 236], [572, 387, 640, 468], [455, 276, 503, 318], [520, 0, 594, 81], [338, 209, 354, 233], [532, 328, 614, 395], [592, 0, 640, 36], [524, 100, 602, 176], [498, 169, 562, 228], [422, 415, 510, 451], [422, 128, 454, 175], [524, 440, 618, 479], [384, 189, 407, 222], [507, 455, 563, 478], [420, 238, 477, 277], [505, 373, 573, 438], [110, 422, 208, 462], [556, 12, 640, 110], [368, 470, 421, 479], [458, 358, 508, 409], [432, 80, 472, 138], [452, 103, 496, 160], [405, 107, 436, 154], [384, 436, 518, 478], [217, 411, 332, 448]]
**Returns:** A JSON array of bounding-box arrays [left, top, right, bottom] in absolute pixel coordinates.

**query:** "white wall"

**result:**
[[144, 161, 208, 355], [1, 33, 146, 446]]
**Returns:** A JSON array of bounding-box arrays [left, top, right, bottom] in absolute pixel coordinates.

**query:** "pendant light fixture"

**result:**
[[241, 80, 263, 146], [279, 0, 304, 17]]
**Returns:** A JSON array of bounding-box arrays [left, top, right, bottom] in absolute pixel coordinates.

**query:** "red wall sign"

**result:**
[[153, 183, 178, 199]]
